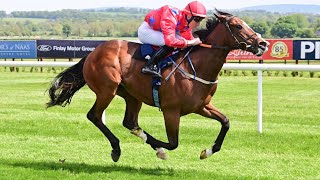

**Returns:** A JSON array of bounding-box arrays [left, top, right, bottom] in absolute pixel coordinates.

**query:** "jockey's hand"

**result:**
[[187, 38, 202, 46]]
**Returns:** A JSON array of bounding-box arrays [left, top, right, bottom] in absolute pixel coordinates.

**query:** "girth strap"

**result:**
[[152, 77, 161, 109], [182, 72, 218, 85]]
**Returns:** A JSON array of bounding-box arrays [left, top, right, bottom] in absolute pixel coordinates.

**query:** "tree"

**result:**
[[289, 14, 309, 28], [0, 11, 6, 18], [296, 28, 314, 38], [251, 21, 269, 37], [87, 22, 102, 37], [313, 18, 320, 30], [62, 24, 71, 37], [271, 16, 298, 38], [241, 16, 253, 25]]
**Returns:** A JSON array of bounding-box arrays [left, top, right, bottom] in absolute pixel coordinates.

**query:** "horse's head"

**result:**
[[197, 10, 269, 56]]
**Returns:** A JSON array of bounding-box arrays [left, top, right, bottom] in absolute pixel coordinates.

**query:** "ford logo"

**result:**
[[37, 45, 52, 52]]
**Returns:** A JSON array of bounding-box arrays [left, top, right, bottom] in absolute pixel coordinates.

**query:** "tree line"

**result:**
[[0, 8, 320, 39]]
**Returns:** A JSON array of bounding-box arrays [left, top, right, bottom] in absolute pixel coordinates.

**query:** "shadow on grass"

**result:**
[[1, 159, 175, 176]]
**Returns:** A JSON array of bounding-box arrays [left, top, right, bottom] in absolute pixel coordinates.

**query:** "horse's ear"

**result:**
[[214, 8, 222, 19], [214, 13, 219, 19], [214, 13, 224, 22]]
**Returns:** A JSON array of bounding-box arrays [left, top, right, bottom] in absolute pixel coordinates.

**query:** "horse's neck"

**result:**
[[204, 23, 232, 50], [192, 25, 231, 80], [189, 47, 229, 82]]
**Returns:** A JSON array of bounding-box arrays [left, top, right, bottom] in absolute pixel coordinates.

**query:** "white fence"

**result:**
[[223, 64, 320, 133], [1, 61, 320, 133]]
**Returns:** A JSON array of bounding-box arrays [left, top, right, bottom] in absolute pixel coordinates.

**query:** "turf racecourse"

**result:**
[[0, 71, 319, 179]]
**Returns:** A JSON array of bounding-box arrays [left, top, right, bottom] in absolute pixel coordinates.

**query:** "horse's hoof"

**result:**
[[200, 150, 208, 159], [156, 148, 168, 160], [156, 152, 168, 160], [111, 150, 121, 162], [200, 149, 212, 160]]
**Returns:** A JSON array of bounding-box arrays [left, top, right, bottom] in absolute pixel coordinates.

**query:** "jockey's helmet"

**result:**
[[183, 1, 207, 18]]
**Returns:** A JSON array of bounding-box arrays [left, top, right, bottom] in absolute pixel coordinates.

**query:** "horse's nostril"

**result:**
[[259, 42, 267, 47], [260, 41, 270, 47]]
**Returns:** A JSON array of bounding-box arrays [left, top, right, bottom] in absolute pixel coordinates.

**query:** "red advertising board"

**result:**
[[226, 39, 293, 60]]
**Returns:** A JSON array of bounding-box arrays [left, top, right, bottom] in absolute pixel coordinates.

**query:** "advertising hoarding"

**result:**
[[0, 40, 37, 59], [293, 40, 320, 60], [37, 40, 105, 58], [226, 39, 293, 60]]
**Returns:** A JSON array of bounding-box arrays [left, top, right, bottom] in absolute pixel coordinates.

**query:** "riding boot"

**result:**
[[141, 45, 174, 78]]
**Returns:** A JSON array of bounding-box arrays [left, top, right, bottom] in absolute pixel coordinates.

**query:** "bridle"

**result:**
[[200, 15, 260, 51]]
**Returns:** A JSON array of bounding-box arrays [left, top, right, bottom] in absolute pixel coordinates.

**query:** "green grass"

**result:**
[[0, 71, 319, 179]]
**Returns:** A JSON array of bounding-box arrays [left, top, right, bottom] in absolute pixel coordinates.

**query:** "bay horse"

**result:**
[[47, 10, 269, 162]]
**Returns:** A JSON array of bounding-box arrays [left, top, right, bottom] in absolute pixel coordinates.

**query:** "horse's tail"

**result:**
[[46, 56, 87, 108]]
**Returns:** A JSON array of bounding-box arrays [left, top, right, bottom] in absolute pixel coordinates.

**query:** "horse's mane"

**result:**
[[194, 9, 233, 41]]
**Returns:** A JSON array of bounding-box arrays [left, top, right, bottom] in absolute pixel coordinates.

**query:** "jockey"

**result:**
[[138, 1, 207, 78]]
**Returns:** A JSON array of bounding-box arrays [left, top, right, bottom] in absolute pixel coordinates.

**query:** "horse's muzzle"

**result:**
[[250, 40, 269, 56]]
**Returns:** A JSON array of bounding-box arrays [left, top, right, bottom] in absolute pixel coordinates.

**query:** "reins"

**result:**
[[199, 43, 229, 50], [164, 47, 193, 81], [199, 15, 259, 51], [164, 46, 218, 85]]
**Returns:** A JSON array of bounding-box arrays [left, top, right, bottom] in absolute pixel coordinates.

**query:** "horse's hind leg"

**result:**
[[117, 86, 172, 159], [117, 86, 180, 160], [87, 93, 121, 162], [117, 86, 142, 130], [195, 103, 230, 159]]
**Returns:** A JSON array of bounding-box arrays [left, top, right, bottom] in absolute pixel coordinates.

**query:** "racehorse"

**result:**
[[47, 10, 269, 162]]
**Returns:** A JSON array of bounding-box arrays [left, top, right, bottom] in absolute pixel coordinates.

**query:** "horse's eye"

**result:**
[[236, 25, 242, 30]]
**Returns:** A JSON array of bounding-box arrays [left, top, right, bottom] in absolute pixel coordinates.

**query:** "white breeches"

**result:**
[[138, 21, 166, 46], [138, 21, 183, 46]]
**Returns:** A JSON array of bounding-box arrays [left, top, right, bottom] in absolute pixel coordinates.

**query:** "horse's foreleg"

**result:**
[[87, 94, 121, 162], [195, 103, 230, 159], [131, 109, 181, 160]]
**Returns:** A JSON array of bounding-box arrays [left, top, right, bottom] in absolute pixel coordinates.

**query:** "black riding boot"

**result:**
[[141, 45, 174, 78]]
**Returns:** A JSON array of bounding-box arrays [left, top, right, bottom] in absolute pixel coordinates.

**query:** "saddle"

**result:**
[[133, 44, 179, 67], [133, 44, 180, 108]]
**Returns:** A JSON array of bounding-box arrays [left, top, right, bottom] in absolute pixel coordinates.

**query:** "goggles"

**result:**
[[193, 16, 204, 23]]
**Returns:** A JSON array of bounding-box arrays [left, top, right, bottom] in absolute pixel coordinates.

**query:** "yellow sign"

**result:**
[[270, 41, 289, 58]]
